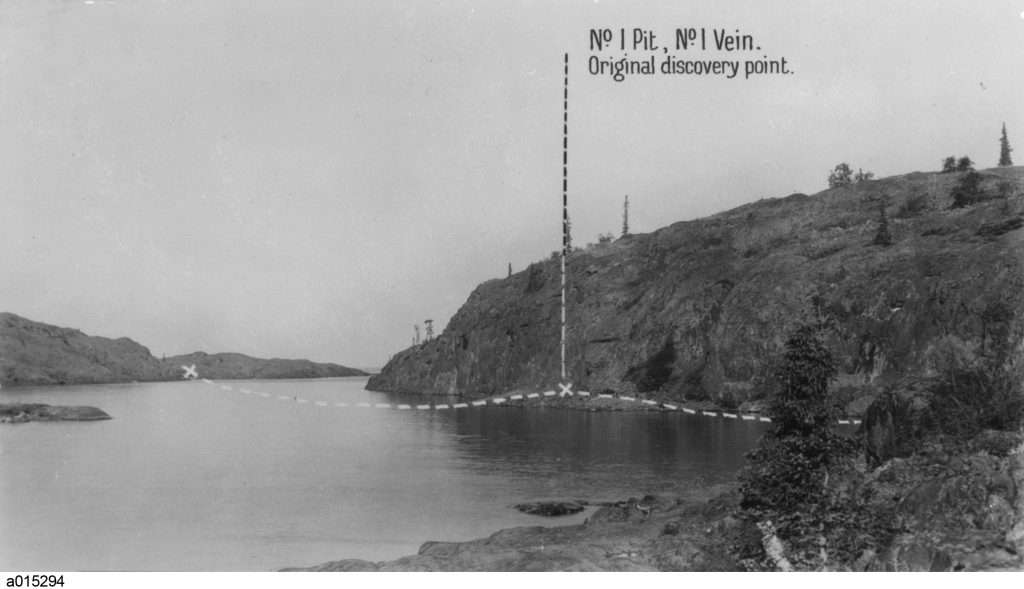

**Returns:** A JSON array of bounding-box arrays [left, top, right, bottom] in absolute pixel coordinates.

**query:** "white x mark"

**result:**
[[558, 382, 573, 397], [181, 364, 198, 379]]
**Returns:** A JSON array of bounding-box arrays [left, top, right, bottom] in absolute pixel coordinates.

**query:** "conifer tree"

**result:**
[[999, 123, 1013, 167], [622, 195, 630, 237], [872, 201, 893, 246]]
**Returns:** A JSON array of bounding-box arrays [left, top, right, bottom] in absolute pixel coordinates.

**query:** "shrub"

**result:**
[[896, 192, 929, 217], [925, 364, 1024, 439], [828, 163, 853, 188], [950, 170, 984, 208], [872, 202, 893, 246], [853, 168, 874, 183], [941, 156, 957, 173], [957, 156, 974, 172]]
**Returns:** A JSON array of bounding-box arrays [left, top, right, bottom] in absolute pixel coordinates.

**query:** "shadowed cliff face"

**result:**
[[368, 168, 1024, 407], [0, 313, 366, 386]]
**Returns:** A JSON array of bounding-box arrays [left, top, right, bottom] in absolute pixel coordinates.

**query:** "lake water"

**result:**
[[0, 377, 766, 571]]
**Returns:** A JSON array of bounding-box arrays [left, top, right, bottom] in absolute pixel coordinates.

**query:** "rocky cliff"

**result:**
[[0, 312, 366, 386], [368, 167, 1024, 410]]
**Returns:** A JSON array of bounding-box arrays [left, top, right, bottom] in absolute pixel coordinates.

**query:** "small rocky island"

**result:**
[[0, 402, 111, 423]]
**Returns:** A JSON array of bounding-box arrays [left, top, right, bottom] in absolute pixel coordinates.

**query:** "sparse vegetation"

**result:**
[[957, 156, 974, 172], [942, 156, 957, 173], [853, 168, 874, 183]]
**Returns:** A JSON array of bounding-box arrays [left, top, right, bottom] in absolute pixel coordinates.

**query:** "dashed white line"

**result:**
[[642, 400, 657, 406], [543, 391, 556, 397], [741, 415, 756, 421], [664, 404, 677, 410], [397, 404, 411, 410], [417, 404, 431, 410], [527, 393, 541, 399], [597, 394, 613, 399], [335, 402, 348, 407], [375, 403, 391, 409], [472, 400, 487, 407], [702, 411, 717, 417], [759, 416, 772, 422], [315, 401, 328, 407], [356, 402, 371, 408], [453, 403, 468, 409], [578, 391, 591, 397], [682, 408, 696, 414], [493, 398, 506, 404], [620, 396, 636, 402], [435, 404, 450, 409], [723, 413, 738, 419], [510, 394, 523, 400]]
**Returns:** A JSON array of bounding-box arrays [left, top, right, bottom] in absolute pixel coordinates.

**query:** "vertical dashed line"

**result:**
[[561, 52, 569, 381]]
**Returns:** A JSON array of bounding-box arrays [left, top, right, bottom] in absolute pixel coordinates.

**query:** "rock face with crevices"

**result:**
[[369, 168, 1024, 413]]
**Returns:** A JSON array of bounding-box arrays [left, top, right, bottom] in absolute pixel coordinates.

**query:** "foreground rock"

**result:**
[[514, 501, 587, 516], [283, 491, 742, 572], [0, 402, 111, 423]]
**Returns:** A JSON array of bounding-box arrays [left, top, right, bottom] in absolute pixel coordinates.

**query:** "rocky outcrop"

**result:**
[[854, 379, 1024, 571], [369, 167, 1024, 410], [0, 312, 366, 386], [860, 434, 1024, 571], [0, 402, 111, 423]]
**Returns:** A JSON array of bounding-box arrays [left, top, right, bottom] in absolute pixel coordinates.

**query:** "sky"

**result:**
[[1, 0, 1022, 367]]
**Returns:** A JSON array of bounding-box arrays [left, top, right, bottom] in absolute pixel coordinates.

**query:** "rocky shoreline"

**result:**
[[285, 382, 1024, 572], [0, 402, 111, 423], [283, 489, 741, 572]]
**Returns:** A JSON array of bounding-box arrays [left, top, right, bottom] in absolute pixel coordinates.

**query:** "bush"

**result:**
[[925, 363, 1024, 439], [736, 324, 880, 569], [941, 156, 957, 173], [957, 156, 974, 172], [828, 163, 853, 188], [854, 168, 874, 183], [896, 192, 929, 217], [950, 170, 984, 208]]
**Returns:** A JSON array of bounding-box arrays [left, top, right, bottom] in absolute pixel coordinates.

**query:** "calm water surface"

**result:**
[[0, 377, 765, 571]]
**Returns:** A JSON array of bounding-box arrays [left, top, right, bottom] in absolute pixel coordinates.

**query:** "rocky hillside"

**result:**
[[166, 351, 365, 381], [0, 312, 366, 386], [369, 167, 1024, 412]]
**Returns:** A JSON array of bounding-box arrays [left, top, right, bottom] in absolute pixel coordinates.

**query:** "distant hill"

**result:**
[[165, 351, 366, 381], [368, 167, 1024, 413], [0, 312, 366, 386]]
